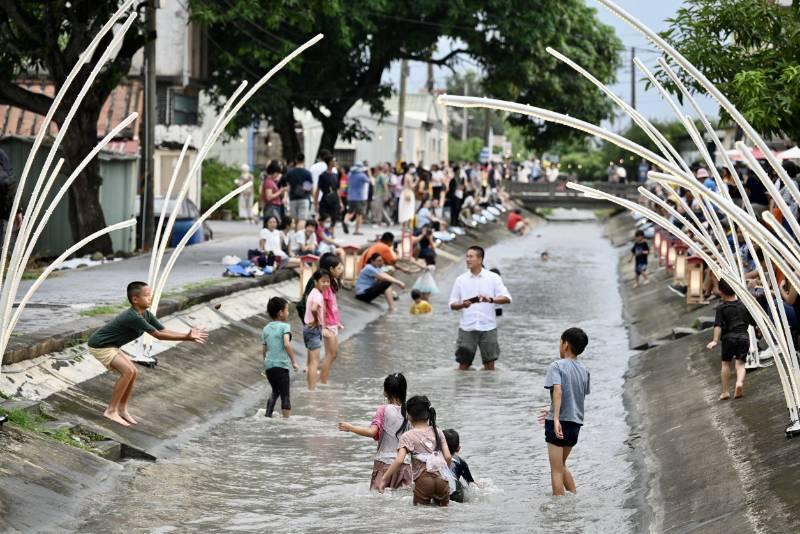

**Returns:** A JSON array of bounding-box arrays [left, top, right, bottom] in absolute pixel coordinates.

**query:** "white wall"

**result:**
[[130, 0, 190, 80]]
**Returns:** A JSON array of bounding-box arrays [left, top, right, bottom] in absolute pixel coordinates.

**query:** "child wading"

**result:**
[[379, 396, 452, 506], [86, 282, 207, 426], [539, 327, 590, 496], [706, 279, 756, 400], [304, 270, 330, 390], [338, 373, 412, 490], [262, 297, 300, 417], [630, 229, 649, 288], [409, 289, 432, 315], [443, 429, 477, 503]]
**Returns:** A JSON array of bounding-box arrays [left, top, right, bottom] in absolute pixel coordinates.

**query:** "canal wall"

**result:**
[[0, 214, 534, 533], [607, 212, 800, 534]]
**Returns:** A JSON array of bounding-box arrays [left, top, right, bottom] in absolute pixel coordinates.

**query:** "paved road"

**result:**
[[12, 220, 394, 333]]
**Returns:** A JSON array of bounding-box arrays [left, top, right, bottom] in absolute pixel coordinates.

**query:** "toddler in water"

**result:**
[[409, 289, 432, 315], [412, 253, 439, 301], [379, 396, 452, 506], [262, 297, 299, 418], [443, 429, 476, 503], [337, 373, 412, 491]]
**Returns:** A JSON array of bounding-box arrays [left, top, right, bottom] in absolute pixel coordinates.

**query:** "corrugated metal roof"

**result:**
[[0, 80, 143, 155]]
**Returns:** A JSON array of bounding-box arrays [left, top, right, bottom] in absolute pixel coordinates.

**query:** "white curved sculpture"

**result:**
[[0, 0, 323, 373], [439, 0, 800, 435]]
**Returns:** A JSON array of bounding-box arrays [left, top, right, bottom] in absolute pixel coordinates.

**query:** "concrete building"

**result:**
[[298, 92, 449, 167], [130, 0, 208, 206]]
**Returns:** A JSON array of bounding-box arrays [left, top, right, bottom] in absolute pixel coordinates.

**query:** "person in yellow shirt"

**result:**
[[410, 289, 432, 315]]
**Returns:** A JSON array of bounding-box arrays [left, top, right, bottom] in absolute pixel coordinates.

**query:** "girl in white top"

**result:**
[[258, 215, 288, 261], [338, 373, 411, 491]]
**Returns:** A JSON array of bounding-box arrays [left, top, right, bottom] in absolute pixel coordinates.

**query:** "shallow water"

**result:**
[[79, 221, 638, 533]]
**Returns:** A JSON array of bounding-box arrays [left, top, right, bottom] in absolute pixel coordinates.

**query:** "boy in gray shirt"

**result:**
[[539, 327, 590, 496]]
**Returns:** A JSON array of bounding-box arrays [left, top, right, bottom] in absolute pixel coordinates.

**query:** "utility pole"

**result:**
[[395, 59, 407, 164], [426, 61, 434, 93], [462, 78, 469, 141], [140, 0, 157, 250], [630, 46, 636, 111]]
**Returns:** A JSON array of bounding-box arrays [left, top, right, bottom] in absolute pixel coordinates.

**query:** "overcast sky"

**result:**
[[384, 0, 719, 131]]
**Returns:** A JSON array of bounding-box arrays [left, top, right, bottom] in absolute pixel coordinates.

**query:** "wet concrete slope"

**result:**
[[609, 212, 800, 533]]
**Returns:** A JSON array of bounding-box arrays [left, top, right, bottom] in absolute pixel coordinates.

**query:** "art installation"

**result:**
[[0, 0, 323, 371], [439, 0, 800, 436]]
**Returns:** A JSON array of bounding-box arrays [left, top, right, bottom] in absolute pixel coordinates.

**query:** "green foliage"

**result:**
[[79, 302, 127, 317], [201, 159, 240, 214], [190, 0, 622, 155], [446, 70, 507, 139], [559, 150, 608, 180], [661, 0, 800, 141], [448, 137, 484, 162], [0, 407, 44, 431]]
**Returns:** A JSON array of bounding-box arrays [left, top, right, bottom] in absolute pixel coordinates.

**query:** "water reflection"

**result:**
[[79, 222, 638, 534]]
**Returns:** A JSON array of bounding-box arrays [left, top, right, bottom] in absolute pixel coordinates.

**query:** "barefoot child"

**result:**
[[304, 270, 330, 391], [338, 373, 411, 490], [539, 327, 590, 496], [443, 429, 477, 503], [706, 279, 756, 400], [630, 229, 649, 288], [263, 297, 300, 418], [379, 395, 452, 506], [87, 281, 208, 426]]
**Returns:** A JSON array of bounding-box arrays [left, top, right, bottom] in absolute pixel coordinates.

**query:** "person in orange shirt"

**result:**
[[357, 232, 412, 273]]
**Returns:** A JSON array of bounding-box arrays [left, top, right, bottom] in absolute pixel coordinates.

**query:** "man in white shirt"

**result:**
[[448, 246, 512, 370]]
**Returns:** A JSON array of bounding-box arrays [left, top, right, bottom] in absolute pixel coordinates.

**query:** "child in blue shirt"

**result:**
[[444, 428, 476, 503], [539, 327, 590, 496], [262, 297, 299, 418]]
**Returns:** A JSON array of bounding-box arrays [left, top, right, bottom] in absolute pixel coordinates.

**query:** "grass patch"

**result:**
[[536, 207, 554, 216], [0, 407, 98, 453], [594, 207, 622, 219], [80, 301, 127, 317]]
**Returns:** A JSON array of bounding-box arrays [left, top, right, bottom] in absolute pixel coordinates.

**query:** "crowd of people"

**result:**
[[632, 159, 800, 401]]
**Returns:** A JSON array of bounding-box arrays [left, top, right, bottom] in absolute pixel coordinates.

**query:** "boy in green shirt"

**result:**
[[87, 281, 207, 426], [262, 296, 299, 417]]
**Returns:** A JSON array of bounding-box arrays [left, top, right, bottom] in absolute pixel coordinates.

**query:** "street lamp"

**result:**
[[298, 254, 319, 298], [672, 244, 689, 285], [686, 257, 705, 305], [659, 233, 670, 267], [341, 245, 360, 289]]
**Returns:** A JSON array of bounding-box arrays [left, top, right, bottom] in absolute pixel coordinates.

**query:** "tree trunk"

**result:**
[[273, 106, 301, 160], [317, 121, 340, 159], [61, 108, 113, 255]]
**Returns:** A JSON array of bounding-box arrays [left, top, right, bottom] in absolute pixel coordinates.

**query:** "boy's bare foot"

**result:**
[[734, 384, 744, 399], [120, 412, 139, 425], [633, 282, 639, 289], [719, 393, 730, 401], [103, 410, 131, 426], [643, 279, 650, 285]]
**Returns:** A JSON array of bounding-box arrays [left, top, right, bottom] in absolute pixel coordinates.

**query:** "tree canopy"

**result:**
[[190, 0, 623, 159], [661, 0, 800, 142]]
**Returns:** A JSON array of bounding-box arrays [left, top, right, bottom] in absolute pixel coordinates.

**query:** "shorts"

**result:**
[[455, 328, 500, 366], [413, 471, 449, 506], [721, 336, 749, 362], [348, 200, 366, 216], [635, 262, 647, 274], [370, 460, 412, 491], [265, 367, 291, 413], [88, 346, 121, 369], [545, 419, 582, 448], [303, 325, 322, 350], [355, 280, 392, 303], [512, 220, 526, 233], [289, 199, 309, 220]]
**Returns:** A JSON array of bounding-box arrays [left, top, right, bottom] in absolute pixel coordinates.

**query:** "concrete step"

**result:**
[[93, 440, 122, 462], [39, 420, 78, 435], [0, 399, 42, 416], [698, 316, 715, 329], [673, 327, 700, 339]]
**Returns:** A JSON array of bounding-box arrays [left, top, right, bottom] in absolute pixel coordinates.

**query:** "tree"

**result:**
[[445, 70, 506, 140], [190, 0, 622, 159], [660, 0, 800, 142], [0, 2, 148, 254]]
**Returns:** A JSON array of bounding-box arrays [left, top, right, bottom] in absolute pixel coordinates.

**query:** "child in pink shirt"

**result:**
[[338, 373, 411, 490], [320, 255, 345, 385], [303, 270, 329, 390]]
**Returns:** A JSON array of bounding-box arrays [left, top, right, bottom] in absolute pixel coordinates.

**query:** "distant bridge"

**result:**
[[505, 180, 641, 210]]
